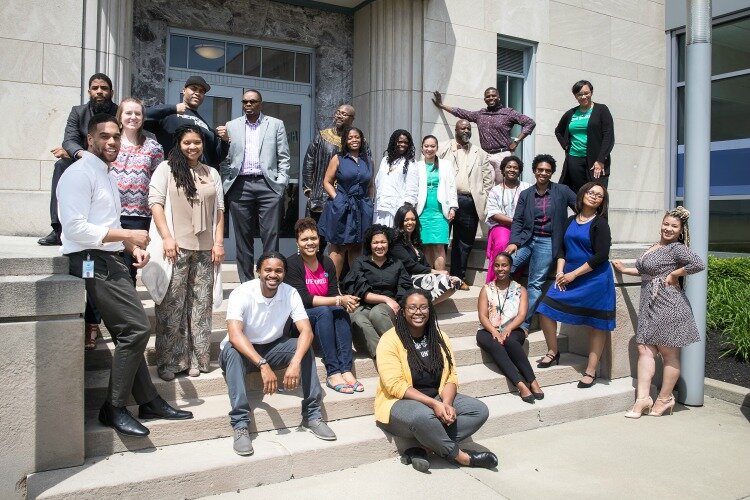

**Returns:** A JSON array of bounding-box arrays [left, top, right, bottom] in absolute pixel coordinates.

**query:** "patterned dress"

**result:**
[[635, 243, 705, 347]]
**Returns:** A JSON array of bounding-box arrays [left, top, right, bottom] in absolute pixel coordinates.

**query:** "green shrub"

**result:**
[[706, 256, 750, 361]]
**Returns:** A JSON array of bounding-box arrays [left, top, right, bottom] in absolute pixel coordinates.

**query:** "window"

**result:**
[[497, 38, 534, 161], [168, 34, 312, 84], [671, 14, 750, 252]]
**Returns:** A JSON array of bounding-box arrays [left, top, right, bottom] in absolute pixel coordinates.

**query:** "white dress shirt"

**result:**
[[221, 279, 308, 348], [374, 156, 419, 220], [240, 113, 265, 176], [57, 151, 125, 254]]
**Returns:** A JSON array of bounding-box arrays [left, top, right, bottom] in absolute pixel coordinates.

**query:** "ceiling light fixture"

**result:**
[[194, 44, 225, 59]]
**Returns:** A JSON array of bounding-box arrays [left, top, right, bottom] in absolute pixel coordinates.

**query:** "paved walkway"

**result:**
[[206, 396, 750, 500]]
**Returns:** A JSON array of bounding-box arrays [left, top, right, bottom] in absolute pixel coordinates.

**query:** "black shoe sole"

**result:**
[[138, 411, 193, 421], [99, 418, 150, 437]]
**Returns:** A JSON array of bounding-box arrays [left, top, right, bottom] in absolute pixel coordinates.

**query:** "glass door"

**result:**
[[167, 81, 311, 261]]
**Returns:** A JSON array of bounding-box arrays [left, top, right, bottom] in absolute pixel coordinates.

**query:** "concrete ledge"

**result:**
[[704, 377, 750, 408], [0, 237, 68, 276], [0, 274, 84, 319], [28, 378, 635, 500]]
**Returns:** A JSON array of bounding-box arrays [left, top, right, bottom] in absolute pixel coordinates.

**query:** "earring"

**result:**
[[296, 245, 300, 255]]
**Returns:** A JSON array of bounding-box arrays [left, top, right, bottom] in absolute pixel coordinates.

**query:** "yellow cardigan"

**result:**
[[374, 327, 459, 424]]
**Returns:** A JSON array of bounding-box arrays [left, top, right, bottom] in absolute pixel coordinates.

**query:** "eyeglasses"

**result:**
[[575, 92, 592, 98], [585, 190, 605, 200], [335, 110, 353, 118], [405, 305, 429, 313], [242, 99, 261, 105]]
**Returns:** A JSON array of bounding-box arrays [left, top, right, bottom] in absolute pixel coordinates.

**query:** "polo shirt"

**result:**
[[220, 279, 308, 349]]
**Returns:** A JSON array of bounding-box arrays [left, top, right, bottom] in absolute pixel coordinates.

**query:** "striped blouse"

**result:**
[[110, 136, 164, 217]]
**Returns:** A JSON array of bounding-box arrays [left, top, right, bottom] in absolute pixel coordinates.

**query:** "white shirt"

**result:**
[[374, 156, 419, 216], [240, 113, 265, 176], [221, 279, 308, 349], [485, 181, 531, 227], [57, 151, 125, 254]]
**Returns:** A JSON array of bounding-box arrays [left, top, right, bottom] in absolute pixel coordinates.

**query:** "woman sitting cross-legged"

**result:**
[[284, 217, 364, 394], [477, 252, 544, 404], [342, 224, 412, 359], [390, 204, 462, 306], [375, 289, 498, 472]]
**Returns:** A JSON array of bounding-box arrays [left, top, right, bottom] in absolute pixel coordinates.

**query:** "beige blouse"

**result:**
[[149, 161, 224, 251]]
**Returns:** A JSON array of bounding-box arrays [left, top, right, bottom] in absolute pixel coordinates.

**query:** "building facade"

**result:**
[[1, 0, 747, 250]]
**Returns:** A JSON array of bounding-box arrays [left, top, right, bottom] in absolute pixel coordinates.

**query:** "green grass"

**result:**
[[706, 256, 750, 361]]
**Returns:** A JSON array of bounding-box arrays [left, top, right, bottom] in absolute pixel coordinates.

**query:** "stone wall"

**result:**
[[131, 0, 354, 130]]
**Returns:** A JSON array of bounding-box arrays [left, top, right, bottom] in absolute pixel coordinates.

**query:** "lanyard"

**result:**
[[494, 284, 511, 316]]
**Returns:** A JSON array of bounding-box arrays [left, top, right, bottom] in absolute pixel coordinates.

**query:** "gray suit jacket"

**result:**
[[220, 114, 291, 195]]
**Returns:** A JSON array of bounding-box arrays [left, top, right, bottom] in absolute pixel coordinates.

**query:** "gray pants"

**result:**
[[378, 394, 489, 459], [220, 336, 323, 430], [350, 303, 395, 358], [227, 175, 282, 282], [68, 250, 158, 407]]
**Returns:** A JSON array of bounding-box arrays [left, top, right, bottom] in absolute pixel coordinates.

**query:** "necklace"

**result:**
[[494, 282, 512, 317], [501, 181, 519, 214], [412, 334, 428, 351], [577, 212, 596, 223]]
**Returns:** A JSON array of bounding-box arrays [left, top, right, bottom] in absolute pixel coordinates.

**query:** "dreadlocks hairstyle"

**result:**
[[421, 135, 440, 172], [385, 129, 416, 174], [394, 289, 454, 375], [665, 206, 691, 247], [168, 124, 204, 203]]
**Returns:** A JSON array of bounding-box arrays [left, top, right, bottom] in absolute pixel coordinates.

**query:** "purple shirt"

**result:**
[[453, 106, 536, 153], [533, 188, 552, 236], [240, 113, 265, 175]]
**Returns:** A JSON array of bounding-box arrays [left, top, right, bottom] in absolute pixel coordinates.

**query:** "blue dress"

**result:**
[[319, 153, 374, 245], [537, 219, 616, 331]]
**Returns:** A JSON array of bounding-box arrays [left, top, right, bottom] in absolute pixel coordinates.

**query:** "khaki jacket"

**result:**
[[438, 139, 494, 231]]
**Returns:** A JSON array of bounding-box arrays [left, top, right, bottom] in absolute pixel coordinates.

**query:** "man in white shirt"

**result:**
[[220, 251, 335, 456], [59, 114, 193, 437]]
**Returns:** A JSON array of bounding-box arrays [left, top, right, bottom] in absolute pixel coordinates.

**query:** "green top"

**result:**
[[568, 105, 593, 158]]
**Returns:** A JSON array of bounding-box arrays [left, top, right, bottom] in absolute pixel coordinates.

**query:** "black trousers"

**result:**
[[68, 250, 158, 407], [120, 215, 151, 285], [450, 193, 479, 281], [476, 328, 536, 386], [50, 158, 74, 233], [227, 175, 282, 282], [565, 155, 610, 195]]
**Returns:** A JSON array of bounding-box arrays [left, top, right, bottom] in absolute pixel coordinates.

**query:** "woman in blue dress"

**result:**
[[319, 126, 374, 278], [536, 182, 615, 389]]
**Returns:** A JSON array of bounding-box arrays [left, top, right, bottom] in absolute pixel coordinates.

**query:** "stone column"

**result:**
[[353, 0, 424, 160], [82, 0, 134, 102]]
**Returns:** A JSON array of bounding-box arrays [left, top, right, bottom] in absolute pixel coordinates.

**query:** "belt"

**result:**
[[69, 249, 124, 256], [238, 174, 264, 180], [458, 192, 473, 198], [487, 147, 510, 154]]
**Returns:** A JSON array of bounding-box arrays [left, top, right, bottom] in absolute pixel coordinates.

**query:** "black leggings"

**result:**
[[476, 328, 536, 386]]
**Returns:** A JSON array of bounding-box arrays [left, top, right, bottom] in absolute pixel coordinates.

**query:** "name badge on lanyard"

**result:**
[[82, 253, 95, 278]]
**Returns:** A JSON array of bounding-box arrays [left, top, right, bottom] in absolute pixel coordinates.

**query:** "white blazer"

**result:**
[[416, 158, 458, 219]]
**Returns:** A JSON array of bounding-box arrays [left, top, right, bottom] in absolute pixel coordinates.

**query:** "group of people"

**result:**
[[51, 71, 704, 471]]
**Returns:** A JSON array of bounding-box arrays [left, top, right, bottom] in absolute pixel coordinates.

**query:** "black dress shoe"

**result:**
[[37, 231, 62, 246], [466, 450, 499, 469], [139, 396, 193, 420], [99, 402, 149, 437]]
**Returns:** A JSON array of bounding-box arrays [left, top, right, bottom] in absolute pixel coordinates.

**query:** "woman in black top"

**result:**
[[342, 224, 413, 358], [390, 204, 461, 305], [284, 218, 363, 393], [554, 80, 615, 194]]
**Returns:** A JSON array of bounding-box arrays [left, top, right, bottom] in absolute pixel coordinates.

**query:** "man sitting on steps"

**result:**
[[220, 251, 336, 456]]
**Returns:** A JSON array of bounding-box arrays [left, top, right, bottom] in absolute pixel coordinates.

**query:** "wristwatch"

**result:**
[[256, 358, 268, 368]]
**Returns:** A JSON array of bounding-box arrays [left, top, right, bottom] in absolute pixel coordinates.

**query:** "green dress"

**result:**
[[421, 163, 449, 244]]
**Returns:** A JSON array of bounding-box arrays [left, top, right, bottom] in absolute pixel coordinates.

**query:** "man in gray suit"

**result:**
[[219, 89, 291, 282]]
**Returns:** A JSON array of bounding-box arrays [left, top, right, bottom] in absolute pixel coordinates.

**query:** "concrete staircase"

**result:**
[[27, 244, 643, 499]]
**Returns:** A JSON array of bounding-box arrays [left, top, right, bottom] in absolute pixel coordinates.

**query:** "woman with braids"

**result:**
[[390, 204, 461, 305], [147, 124, 225, 381], [613, 207, 704, 418], [375, 289, 498, 472], [373, 129, 419, 226]]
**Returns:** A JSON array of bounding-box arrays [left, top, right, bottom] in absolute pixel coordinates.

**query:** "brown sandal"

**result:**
[[85, 323, 101, 350]]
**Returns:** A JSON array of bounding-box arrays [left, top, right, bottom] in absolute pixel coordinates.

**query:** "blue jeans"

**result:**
[[306, 306, 354, 377], [512, 235, 553, 331], [220, 336, 323, 429]]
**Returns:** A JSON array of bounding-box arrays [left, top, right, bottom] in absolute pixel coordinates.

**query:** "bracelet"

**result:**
[[336, 296, 341, 307], [556, 272, 564, 276], [214, 243, 224, 247]]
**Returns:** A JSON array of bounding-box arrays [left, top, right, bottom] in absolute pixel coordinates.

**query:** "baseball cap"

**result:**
[[184, 75, 211, 93]]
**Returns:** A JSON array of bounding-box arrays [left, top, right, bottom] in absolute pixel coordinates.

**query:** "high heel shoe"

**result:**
[[624, 396, 653, 419], [649, 396, 676, 416], [537, 351, 560, 368]]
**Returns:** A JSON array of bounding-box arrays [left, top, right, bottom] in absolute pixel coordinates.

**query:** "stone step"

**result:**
[[83, 352, 585, 457], [84, 332, 571, 412], [87, 309, 545, 371], [28, 378, 635, 500]]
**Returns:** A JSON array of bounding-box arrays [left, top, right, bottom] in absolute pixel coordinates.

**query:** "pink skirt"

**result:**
[[485, 224, 511, 283]]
